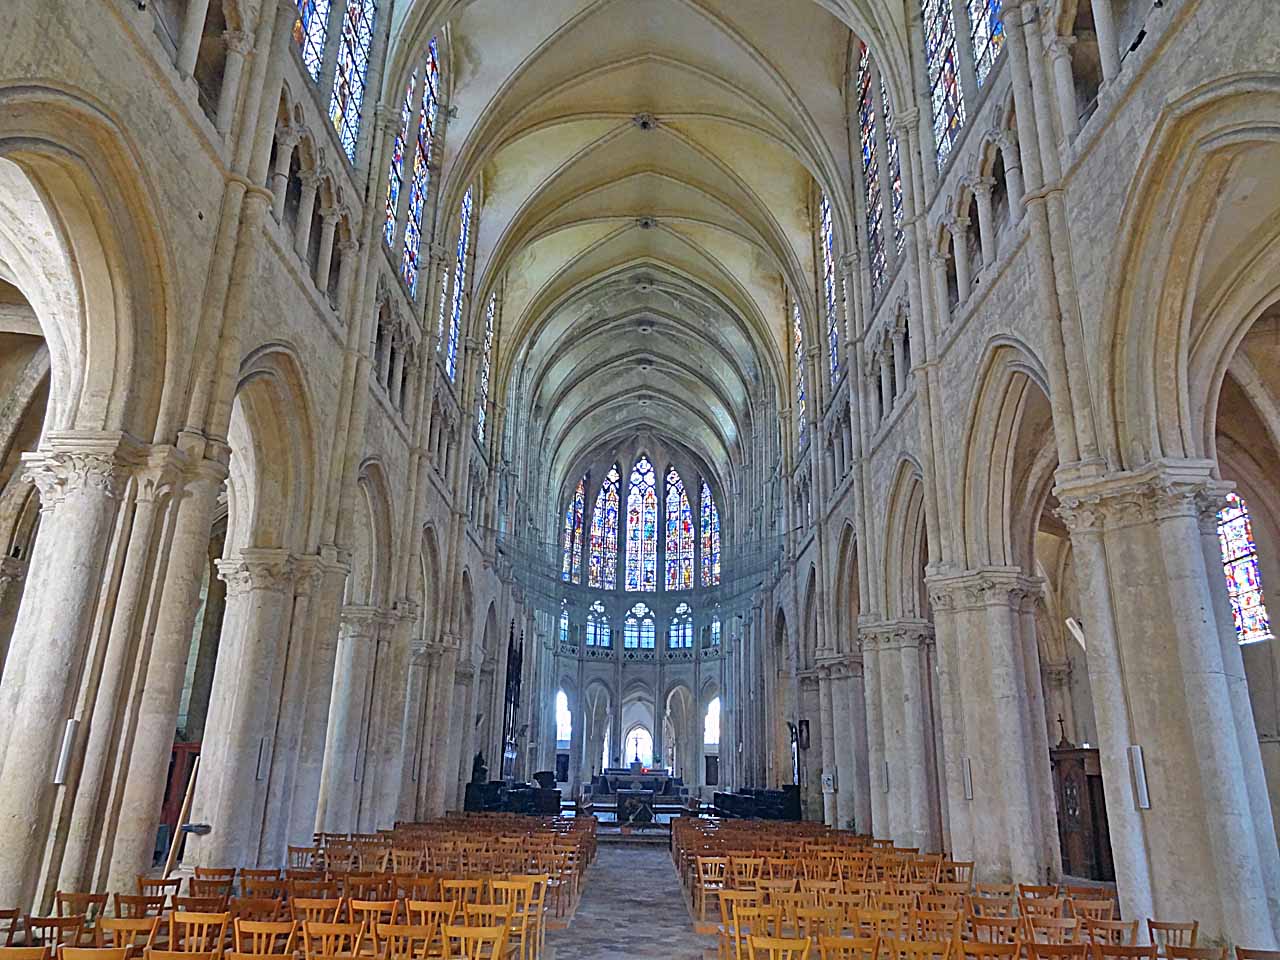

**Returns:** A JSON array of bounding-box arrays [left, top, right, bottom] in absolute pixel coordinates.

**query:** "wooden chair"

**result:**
[[975, 885, 1015, 899], [166, 913, 228, 954], [1029, 946, 1089, 960], [439, 923, 506, 960], [1167, 949, 1227, 960], [748, 936, 812, 960], [717, 892, 760, 960], [300, 921, 365, 960], [348, 900, 400, 950], [1083, 920, 1138, 946], [772, 894, 812, 937], [171, 900, 226, 916], [59, 947, 128, 960], [487, 881, 532, 960], [1148, 923, 1198, 957], [853, 910, 901, 939], [111, 900, 164, 922], [440, 881, 483, 912], [0, 950, 47, 960], [817, 936, 878, 960], [240, 871, 280, 884], [968, 917, 1020, 944], [229, 899, 286, 924], [192, 869, 236, 884], [143, 950, 215, 960], [1236, 951, 1280, 960], [955, 943, 1021, 960], [0, 910, 19, 947], [288, 848, 318, 869], [734, 907, 784, 960], [26, 918, 84, 949], [698, 858, 729, 923], [232, 919, 295, 955], [1070, 901, 1116, 923], [795, 907, 843, 942], [239, 882, 285, 904], [136, 881, 181, 905], [372, 923, 434, 960], [291, 899, 343, 927], [187, 883, 231, 902], [730, 858, 765, 893], [96, 918, 158, 959], [1024, 917, 1083, 945], [877, 938, 952, 960], [1019, 886, 1058, 900], [919, 896, 963, 914], [54, 898, 107, 947], [1091, 946, 1158, 960]]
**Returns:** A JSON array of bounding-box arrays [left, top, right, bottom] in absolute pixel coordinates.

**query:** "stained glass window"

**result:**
[[626, 456, 658, 592], [923, 0, 967, 167], [669, 602, 693, 648], [857, 46, 886, 292], [561, 476, 586, 584], [476, 292, 495, 442], [399, 38, 441, 295], [328, 0, 376, 162], [881, 74, 906, 255], [710, 615, 721, 645], [664, 467, 695, 591], [820, 194, 841, 384], [589, 465, 621, 590], [624, 602, 655, 649], [704, 697, 721, 745], [383, 70, 417, 248], [1217, 492, 1273, 645], [559, 600, 570, 645], [293, 0, 331, 82], [793, 301, 808, 447], [968, 0, 1005, 87], [701, 480, 721, 587], [586, 600, 609, 647], [445, 187, 474, 382]]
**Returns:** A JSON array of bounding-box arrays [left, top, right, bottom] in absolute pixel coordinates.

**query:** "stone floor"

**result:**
[[545, 845, 716, 959]]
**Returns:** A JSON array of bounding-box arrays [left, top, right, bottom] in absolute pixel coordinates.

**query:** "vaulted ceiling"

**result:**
[[384, 0, 910, 498]]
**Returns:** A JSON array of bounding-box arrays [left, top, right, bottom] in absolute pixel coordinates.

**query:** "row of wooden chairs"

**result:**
[[724, 937, 1280, 960]]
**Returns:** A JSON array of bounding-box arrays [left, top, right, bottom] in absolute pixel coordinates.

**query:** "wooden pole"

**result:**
[[163, 756, 199, 878]]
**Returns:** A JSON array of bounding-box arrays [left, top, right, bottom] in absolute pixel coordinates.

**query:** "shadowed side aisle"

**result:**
[[545, 845, 716, 960]]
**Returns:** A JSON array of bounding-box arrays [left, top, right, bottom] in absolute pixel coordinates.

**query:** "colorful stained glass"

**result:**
[[383, 71, 416, 248], [476, 292, 495, 442], [561, 476, 586, 584], [881, 74, 906, 255], [701, 480, 721, 587], [857, 46, 886, 292], [328, 0, 376, 162], [664, 467, 694, 591], [669, 602, 693, 648], [624, 602, 655, 649], [293, 0, 331, 82], [626, 456, 658, 592], [820, 193, 840, 384], [710, 615, 721, 645], [793, 300, 808, 447], [399, 38, 441, 295], [923, 0, 967, 167], [586, 600, 609, 646], [1217, 492, 1273, 645], [589, 465, 620, 590], [968, 0, 1005, 87], [445, 187, 474, 382]]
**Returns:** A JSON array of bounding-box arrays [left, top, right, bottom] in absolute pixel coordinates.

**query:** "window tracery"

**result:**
[[669, 602, 693, 648], [701, 480, 721, 588], [1217, 492, 1273, 645], [327, 0, 376, 162], [444, 186, 474, 382], [476, 291, 495, 443], [923, 0, 967, 166], [383, 69, 417, 247], [793, 300, 808, 448], [398, 38, 441, 295], [968, 0, 1005, 87], [624, 602, 655, 649], [589, 465, 621, 590], [665, 467, 694, 591], [857, 45, 886, 291], [562, 476, 586, 585], [586, 600, 609, 647], [626, 456, 658, 593], [820, 193, 841, 383], [293, 0, 331, 81]]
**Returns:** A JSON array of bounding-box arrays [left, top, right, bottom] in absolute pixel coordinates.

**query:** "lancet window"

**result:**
[[397, 38, 441, 295], [1217, 492, 1273, 645], [328, 0, 376, 161], [665, 467, 694, 591], [562, 476, 586, 584], [923, 0, 967, 166], [589, 465, 621, 590], [626, 456, 658, 593]]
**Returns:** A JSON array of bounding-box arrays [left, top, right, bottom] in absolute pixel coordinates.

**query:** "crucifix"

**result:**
[[632, 732, 642, 765]]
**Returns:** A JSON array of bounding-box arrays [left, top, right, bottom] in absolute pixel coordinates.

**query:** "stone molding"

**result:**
[[859, 619, 934, 653], [217, 549, 295, 597], [926, 567, 1044, 613], [21, 432, 148, 509], [1054, 459, 1229, 534]]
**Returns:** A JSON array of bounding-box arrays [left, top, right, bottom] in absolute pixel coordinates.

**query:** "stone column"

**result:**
[[366, 602, 417, 830], [216, 31, 253, 137], [818, 665, 838, 827], [950, 219, 972, 302], [185, 550, 295, 868], [1056, 465, 1280, 945], [105, 450, 227, 891], [315, 606, 380, 834], [313, 208, 340, 291], [861, 629, 888, 836], [829, 664, 857, 831], [268, 127, 299, 221], [293, 171, 321, 260], [892, 329, 908, 398], [1088, 0, 1121, 82], [878, 353, 893, 419], [930, 254, 951, 327], [1046, 37, 1079, 142], [972, 177, 997, 267], [898, 628, 937, 852], [177, 0, 213, 77], [425, 644, 459, 816], [0, 437, 137, 909]]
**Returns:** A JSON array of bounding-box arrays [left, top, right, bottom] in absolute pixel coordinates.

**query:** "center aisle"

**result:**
[[545, 845, 716, 960]]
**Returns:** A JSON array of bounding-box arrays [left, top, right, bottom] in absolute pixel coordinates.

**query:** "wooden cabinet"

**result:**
[[1050, 746, 1115, 881]]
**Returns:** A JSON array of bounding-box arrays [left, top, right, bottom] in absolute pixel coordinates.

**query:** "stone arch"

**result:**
[[0, 84, 172, 440], [225, 344, 319, 554], [957, 338, 1055, 569], [347, 460, 394, 608], [415, 525, 442, 645], [802, 563, 819, 669], [883, 458, 929, 620], [835, 522, 859, 654], [1101, 77, 1280, 469]]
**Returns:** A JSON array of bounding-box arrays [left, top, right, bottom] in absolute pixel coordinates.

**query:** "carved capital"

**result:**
[[22, 443, 136, 510], [223, 30, 253, 55], [927, 568, 1044, 613], [1054, 460, 1224, 535], [217, 550, 294, 596]]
